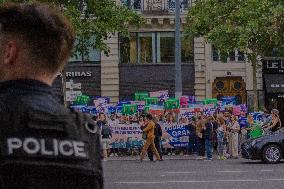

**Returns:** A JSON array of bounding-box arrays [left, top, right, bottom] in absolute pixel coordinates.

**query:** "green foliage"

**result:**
[[185, 0, 284, 110], [186, 0, 284, 59], [0, 0, 144, 60]]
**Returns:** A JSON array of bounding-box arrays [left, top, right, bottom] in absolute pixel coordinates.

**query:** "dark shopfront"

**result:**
[[263, 58, 284, 122], [119, 63, 195, 100], [52, 62, 101, 104]]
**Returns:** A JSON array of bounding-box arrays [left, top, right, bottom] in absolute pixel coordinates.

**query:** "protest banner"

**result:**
[[108, 122, 191, 150], [150, 90, 169, 103], [130, 101, 145, 111], [93, 97, 108, 113], [162, 123, 190, 148], [221, 96, 237, 106], [179, 108, 196, 119], [109, 123, 144, 149], [233, 105, 241, 115], [149, 105, 164, 116]]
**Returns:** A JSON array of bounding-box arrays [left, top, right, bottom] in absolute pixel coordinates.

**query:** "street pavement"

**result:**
[[104, 155, 284, 189]]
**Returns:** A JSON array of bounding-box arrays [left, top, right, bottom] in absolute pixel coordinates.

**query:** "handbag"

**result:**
[[142, 131, 147, 140]]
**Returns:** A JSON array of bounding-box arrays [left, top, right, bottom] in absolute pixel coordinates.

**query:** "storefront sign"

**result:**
[[271, 84, 284, 88], [263, 59, 284, 74], [66, 71, 92, 77], [66, 91, 82, 102]]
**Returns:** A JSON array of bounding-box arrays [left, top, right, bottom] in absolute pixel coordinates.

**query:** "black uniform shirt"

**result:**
[[0, 79, 103, 189], [0, 79, 63, 114]]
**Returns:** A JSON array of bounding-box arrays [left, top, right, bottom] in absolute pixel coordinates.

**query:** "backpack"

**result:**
[[154, 123, 162, 138], [101, 124, 111, 136], [0, 106, 103, 189]]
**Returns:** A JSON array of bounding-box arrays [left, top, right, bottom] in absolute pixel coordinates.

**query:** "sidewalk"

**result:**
[[107, 155, 199, 161]]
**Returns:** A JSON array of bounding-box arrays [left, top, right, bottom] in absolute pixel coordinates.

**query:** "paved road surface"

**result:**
[[104, 157, 284, 189]]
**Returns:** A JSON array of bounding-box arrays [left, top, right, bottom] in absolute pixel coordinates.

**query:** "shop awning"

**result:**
[[264, 74, 284, 94]]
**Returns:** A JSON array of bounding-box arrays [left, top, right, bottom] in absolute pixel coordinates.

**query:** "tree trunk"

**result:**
[[251, 59, 258, 111]]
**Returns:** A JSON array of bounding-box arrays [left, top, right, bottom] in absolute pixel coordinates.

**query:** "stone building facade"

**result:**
[[54, 0, 265, 110]]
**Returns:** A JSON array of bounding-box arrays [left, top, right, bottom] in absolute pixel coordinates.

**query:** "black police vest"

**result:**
[[0, 107, 103, 189]]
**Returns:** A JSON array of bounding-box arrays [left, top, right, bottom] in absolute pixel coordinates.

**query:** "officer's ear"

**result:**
[[3, 40, 18, 66]]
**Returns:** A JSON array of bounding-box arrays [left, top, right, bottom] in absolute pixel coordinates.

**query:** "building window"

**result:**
[[234, 81, 242, 91], [158, 32, 175, 63], [168, 0, 190, 13], [216, 81, 225, 91], [119, 32, 193, 64], [181, 36, 194, 62], [139, 33, 153, 63], [212, 45, 245, 63], [70, 36, 101, 63], [121, 0, 191, 13]]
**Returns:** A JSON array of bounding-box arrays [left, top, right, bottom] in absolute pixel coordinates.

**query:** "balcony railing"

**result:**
[[121, 0, 192, 14]]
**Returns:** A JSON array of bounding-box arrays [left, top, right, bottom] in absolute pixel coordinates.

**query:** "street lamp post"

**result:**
[[175, 0, 182, 99]]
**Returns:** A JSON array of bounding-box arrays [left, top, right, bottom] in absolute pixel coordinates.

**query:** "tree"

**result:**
[[1, 0, 144, 58], [185, 0, 284, 111]]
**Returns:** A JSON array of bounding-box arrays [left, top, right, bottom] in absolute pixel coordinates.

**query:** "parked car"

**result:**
[[241, 128, 284, 164]]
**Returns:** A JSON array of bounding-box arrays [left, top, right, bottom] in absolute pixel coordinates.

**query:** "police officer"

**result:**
[[0, 2, 103, 189]]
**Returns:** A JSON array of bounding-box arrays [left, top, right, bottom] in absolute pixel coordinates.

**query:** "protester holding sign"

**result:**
[[186, 117, 197, 155], [216, 117, 226, 160], [196, 112, 205, 160], [238, 111, 248, 145], [99, 113, 112, 161], [164, 113, 177, 155], [203, 116, 214, 161], [228, 115, 240, 159]]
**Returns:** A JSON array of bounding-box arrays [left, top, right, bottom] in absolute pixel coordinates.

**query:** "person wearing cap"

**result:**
[[263, 109, 281, 132]]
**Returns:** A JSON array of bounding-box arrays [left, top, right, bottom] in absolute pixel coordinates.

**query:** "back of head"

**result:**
[[217, 117, 225, 125], [152, 116, 158, 124], [145, 113, 153, 121], [0, 2, 75, 80], [271, 109, 279, 116]]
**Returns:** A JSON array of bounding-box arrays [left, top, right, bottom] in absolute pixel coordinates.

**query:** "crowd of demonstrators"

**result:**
[[88, 108, 282, 161]]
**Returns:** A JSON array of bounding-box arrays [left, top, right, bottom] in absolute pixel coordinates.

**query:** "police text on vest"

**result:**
[[7, 137, 88, 158]]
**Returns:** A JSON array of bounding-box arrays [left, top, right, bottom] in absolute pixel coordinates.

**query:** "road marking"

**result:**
[[260, 169, 273, 172], [166, 170, 272, 174], [267, 179, 284, 181], [166, 171, 195, 174], [217, 170, 248, 173], [115, 178, 284, 184]]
